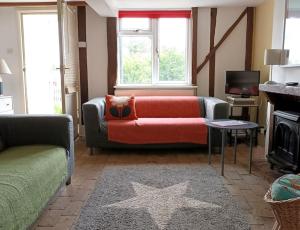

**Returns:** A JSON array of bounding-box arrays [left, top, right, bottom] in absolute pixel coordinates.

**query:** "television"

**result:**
[[225, 71, 260, 97]]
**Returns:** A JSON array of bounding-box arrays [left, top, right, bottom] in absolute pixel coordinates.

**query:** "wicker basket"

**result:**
[[264, 188, 300, 230]]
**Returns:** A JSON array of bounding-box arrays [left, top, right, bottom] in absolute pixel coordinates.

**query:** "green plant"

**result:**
[[54, 104, 62, 114]]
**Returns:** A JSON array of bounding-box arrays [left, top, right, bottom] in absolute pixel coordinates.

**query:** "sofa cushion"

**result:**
[[0, 145, 67, 230], [271, 174, 300, 201], [108, 118, 208, 144], [105, 95, 138, 120], [135, 96, 203, 118]]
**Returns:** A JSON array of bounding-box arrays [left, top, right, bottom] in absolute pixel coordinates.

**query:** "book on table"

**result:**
[[210, 120, 247, 127]]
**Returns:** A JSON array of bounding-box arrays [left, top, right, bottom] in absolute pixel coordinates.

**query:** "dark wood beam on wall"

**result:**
[[77, 6, 88, 109], [197, 8, 247, 74], [245, 7, 254, 70], [243, 7, 254, 120], [209, 8, 217, 97], [107, 17, 118, 95], [191, 7, 198, 86]]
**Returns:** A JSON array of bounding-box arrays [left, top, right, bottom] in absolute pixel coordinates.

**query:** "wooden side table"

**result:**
[[207, 119, 258, 176]]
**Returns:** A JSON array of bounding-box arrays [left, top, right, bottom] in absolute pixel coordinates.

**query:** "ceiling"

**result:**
[[88, 0, 265, 17], [0, 0, 265, 16], [110, 0, 265, 9], [0, 0, 56, 2]]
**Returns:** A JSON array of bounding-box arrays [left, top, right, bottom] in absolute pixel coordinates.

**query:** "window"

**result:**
[[118, 14, 191, 86], [284, 18, 300, 64]]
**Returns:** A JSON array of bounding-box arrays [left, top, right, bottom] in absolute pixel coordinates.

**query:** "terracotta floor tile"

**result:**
[[61, 201, 84, 216], [49, 197, 72, 210], [37, 210, 63, 227], [55, 215, 77, 229]]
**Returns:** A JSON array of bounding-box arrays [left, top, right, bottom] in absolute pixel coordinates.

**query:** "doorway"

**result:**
[[21, 12, 62, 114]]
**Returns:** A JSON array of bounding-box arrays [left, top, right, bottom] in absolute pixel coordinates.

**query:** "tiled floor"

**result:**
[[33, 138, 282, 230]]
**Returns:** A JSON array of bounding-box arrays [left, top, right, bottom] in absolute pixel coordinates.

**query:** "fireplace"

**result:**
[[259, 84, 300, 172], [268, 111, 300, 172]]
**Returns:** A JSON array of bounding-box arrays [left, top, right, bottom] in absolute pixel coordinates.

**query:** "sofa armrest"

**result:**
[[82, 97, 105, 147], [204, 97, 229, 120], [0, 115, 74, 176]]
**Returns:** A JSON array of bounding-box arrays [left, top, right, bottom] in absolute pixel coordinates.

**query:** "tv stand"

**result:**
[[226, 96, 259, 145], [241, 95, 250, 98], [226, 96, 255, 105]]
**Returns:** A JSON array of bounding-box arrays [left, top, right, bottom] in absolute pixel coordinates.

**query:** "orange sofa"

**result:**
[[83, 96, 229, 153]]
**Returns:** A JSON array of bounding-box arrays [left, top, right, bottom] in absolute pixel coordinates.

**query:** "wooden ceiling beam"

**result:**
[[0, 1, 86, 7]]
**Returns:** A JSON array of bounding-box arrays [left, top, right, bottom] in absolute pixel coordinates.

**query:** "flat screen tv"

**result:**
[[225, 71, 260, 97]]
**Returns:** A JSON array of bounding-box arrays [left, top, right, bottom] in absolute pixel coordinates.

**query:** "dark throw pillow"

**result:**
[[105, 95, 138, 121]]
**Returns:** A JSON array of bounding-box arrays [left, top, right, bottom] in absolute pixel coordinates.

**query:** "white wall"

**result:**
[[86, 6, 108, 99], [271, 0, 300, 83], [196, 7, 247, 100], [0, 8, 26, 114]]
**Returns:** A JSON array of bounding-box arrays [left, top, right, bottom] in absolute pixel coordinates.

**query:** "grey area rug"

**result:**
[[75, 165, 250, 230]]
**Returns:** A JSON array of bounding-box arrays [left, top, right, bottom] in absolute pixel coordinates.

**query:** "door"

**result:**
[[21, 12, 62, 114], [57, 0, 80, 138]]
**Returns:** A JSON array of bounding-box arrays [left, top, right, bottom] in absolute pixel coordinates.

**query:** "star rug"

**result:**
[[75, 165, 250, 230]]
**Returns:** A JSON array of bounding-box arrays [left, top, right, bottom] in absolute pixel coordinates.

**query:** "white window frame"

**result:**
[[117, 18, 191, 86]]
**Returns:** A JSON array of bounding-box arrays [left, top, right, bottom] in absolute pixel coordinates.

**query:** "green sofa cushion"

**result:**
[[0, 145, 67, 230]]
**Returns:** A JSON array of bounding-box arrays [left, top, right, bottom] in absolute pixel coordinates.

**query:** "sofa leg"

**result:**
[[90, 147, 94, 155], [66, 177, 71, 186]]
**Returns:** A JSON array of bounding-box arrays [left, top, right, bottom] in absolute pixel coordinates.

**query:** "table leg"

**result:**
[[221, 129, 226, 176], [256, 106, 259, 124], [234, 129, 237, 164], [249, 129, 253, 174], [208, 127, 212, 165], [255, 106, 259, 146], [229, 106, 233, 145]]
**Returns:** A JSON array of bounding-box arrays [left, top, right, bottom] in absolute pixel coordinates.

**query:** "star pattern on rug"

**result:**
[[103, 181, 221, 229]]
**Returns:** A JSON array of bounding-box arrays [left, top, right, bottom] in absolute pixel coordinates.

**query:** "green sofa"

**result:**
[[0, 115, 74, 230]]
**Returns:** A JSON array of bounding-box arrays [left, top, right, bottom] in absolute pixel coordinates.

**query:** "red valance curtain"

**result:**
[[118, 10, 191, 18]]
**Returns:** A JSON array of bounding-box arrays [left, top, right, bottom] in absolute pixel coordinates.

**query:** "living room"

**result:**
[[0, 0, 300, 229]]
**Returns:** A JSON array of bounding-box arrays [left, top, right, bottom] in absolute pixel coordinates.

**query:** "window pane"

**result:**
[[284, 18, 300, 64], [120, 18, 150, 31], [120, 36, 152, 84], [158, 18, 187, 82]]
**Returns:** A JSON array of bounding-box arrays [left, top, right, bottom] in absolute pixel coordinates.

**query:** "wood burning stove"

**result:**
[[268, 111, 300, 172], [259, 84, 300, 172]]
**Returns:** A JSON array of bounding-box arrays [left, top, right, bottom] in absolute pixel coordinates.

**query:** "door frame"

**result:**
[[57, 0, 66, 114], [19, 7, 60, 114], [57, 0, 81, 137]]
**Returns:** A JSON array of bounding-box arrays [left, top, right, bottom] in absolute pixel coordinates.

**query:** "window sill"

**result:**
[[114, 85, 198, 90]]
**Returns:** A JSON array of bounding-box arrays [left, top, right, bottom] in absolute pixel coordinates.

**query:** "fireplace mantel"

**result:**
[[259, 84, 300, 112], [259, 84, 300, 97]]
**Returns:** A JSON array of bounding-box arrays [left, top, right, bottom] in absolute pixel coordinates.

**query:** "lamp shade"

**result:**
[[0, 58, 12, 75], [264, 49, 289, 65]]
